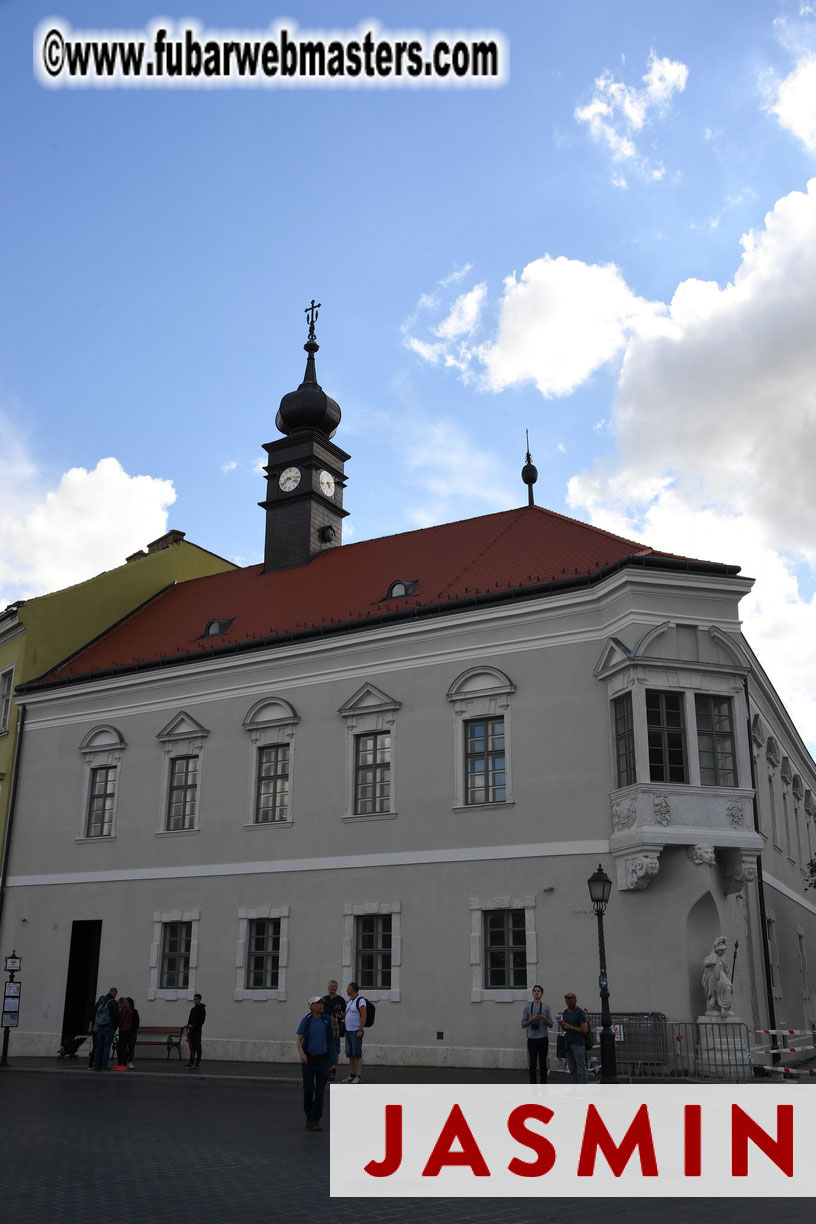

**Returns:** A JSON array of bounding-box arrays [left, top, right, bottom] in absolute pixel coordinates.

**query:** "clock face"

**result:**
[[279, 466, 301, 492], [319, 470, 335, 498]]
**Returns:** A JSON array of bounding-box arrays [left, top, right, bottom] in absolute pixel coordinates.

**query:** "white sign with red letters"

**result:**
[[330, 1084, 811, 1197]]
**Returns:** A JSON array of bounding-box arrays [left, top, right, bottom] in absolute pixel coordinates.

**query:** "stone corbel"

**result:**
[[616, 849, 661, 891], [719, 849, 759, 895]]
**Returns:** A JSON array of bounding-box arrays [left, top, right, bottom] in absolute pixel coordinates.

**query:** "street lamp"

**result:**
[[587, 864, 617, 1083]]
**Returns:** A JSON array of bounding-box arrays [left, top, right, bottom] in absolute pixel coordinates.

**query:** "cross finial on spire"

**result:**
[[305, 299, 321, 342]]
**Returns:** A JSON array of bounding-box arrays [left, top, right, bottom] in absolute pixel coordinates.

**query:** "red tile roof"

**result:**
[[33, 506, 733, 687]]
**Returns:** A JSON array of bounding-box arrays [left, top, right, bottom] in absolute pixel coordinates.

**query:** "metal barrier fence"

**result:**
[[581, 1014, 754, 1082]]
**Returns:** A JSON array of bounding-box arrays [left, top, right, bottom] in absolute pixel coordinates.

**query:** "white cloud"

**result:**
[[221, 459, 238, 473], [768, 53, 816, 150], [407, 178, 816, 751], [433, 283, 487, 340], [401, 265, 475, 336], [0, 430, 176, 605], [574, 51, 688, 179], [394, 417, 515, 530], [440, 264, 473, 286], [405, 257, 664, 395], [564, 180, 816, 751], [405, 336, 445, 365], [478, 256, 665, 396]]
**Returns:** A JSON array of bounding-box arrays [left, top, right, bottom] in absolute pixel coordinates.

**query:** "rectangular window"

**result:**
[[160, 921, 191, 989], [646, 691, 687, 783], [766, 916, 781, 998], [695, 695, 736, 786], [483, 909, 526, 989], [0, 668, 13, 734], [354, 731, 391, 815], [166, 756, 198, 830], [255, 745, 290, 823], [783, 792, 793, 859], [355, 914, 392, 989], [797, 930, 808, 985], [86, 765, 116, 837], [245, 917, 280, 989], [465, 717, 506, 805], [769, 777, 780, 849], [613, 693, 636, 787]]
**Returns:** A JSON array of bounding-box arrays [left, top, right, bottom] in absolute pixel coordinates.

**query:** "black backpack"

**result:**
[[358, 997, 375, 1028]]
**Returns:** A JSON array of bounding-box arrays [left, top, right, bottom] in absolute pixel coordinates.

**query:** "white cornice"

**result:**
[[0, 619, 25, 648], [763, 872, 816, 917], [17, 566, 749, 729], [5, 838, 611, 888]]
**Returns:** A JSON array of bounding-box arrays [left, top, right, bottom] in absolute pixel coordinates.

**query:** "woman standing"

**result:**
[[521, 984, 553, 1083]]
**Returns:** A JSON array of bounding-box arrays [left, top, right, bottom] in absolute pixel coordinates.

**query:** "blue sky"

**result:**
[[2, 1, 816, 749]]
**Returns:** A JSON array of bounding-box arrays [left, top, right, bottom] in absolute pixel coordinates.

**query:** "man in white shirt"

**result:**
[[342, 981, 367, 1083]]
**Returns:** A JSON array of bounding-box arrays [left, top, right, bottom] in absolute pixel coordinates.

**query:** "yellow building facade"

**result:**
[[0, 530, 235, 916]]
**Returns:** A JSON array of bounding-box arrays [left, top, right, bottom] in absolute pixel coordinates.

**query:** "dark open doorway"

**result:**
[[60, 920, 101, 1042]]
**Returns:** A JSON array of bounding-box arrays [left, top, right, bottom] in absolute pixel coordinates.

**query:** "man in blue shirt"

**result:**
[[559, 992, 589, 1083], [296, 996, 336, 1131]]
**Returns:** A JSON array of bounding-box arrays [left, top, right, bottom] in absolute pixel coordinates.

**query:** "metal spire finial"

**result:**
[[521, 429, 538, 507]]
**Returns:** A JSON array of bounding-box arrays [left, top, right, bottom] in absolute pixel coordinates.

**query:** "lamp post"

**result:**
[[587, 865, 617, 1083]]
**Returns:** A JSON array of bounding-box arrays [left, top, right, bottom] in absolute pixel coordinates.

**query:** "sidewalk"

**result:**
[[1, 1054, 591, 1086]]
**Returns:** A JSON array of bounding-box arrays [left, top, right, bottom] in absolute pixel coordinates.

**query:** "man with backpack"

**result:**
[[91, 987, 119, 1071], [296, 996, 336, 1131], [342, 982, 368, 1084]]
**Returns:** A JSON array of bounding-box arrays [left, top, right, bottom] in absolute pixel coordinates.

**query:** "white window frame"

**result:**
[[766, 910, 782, 1002], [470, 894, 536, 1002], [156, 711, 209, 835], [447, 667, 515, 811], [148, 909, 200, 1000], [77, 725, 126, 842], [242, 698, 299, 828], [0, 666, 14, 734], [797, 925, 811, 1005], [338, 684, 401, 822], [234, 905, 289, 1001], [342, 901, 401, 1001]]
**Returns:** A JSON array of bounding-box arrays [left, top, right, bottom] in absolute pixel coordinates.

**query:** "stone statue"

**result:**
[[702, 935, 734, 1018]]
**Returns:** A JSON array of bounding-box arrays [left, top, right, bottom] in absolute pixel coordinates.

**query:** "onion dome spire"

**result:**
[[521, 429, 538, 506], [275, 299, 342, 438]]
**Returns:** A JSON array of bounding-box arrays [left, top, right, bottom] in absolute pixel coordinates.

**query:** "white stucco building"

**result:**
[[3, 326, 814, 1067]]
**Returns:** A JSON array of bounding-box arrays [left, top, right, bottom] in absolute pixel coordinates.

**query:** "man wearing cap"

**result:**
[[296, 996, 336, 1132], [559, 992, 589, 1083]]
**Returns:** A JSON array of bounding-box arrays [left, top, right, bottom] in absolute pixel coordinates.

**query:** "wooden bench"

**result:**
[[113, 1025, 187, 1061]]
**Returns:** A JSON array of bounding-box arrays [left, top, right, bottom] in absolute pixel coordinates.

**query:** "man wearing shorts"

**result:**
[[342, 981, 367, 1083]]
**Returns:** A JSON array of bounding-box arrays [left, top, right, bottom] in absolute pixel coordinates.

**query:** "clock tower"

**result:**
[[260, 302, 350, 573]]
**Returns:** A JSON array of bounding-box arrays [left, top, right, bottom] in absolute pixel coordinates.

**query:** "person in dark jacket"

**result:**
[[91, 988, 119, 1071], [186, 994, 206, 1068], [127, 998, 140, 1067], [115, 996, 133, 1070], [296, 996, 335, 1131]]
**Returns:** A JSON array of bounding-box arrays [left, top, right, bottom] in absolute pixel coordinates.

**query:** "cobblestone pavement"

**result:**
[[1, 1062, 812, 1224]]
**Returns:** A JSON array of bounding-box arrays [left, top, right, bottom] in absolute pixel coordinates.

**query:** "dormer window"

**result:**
[[203, 618, 234, 638], [383, 580, 417, 601]]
